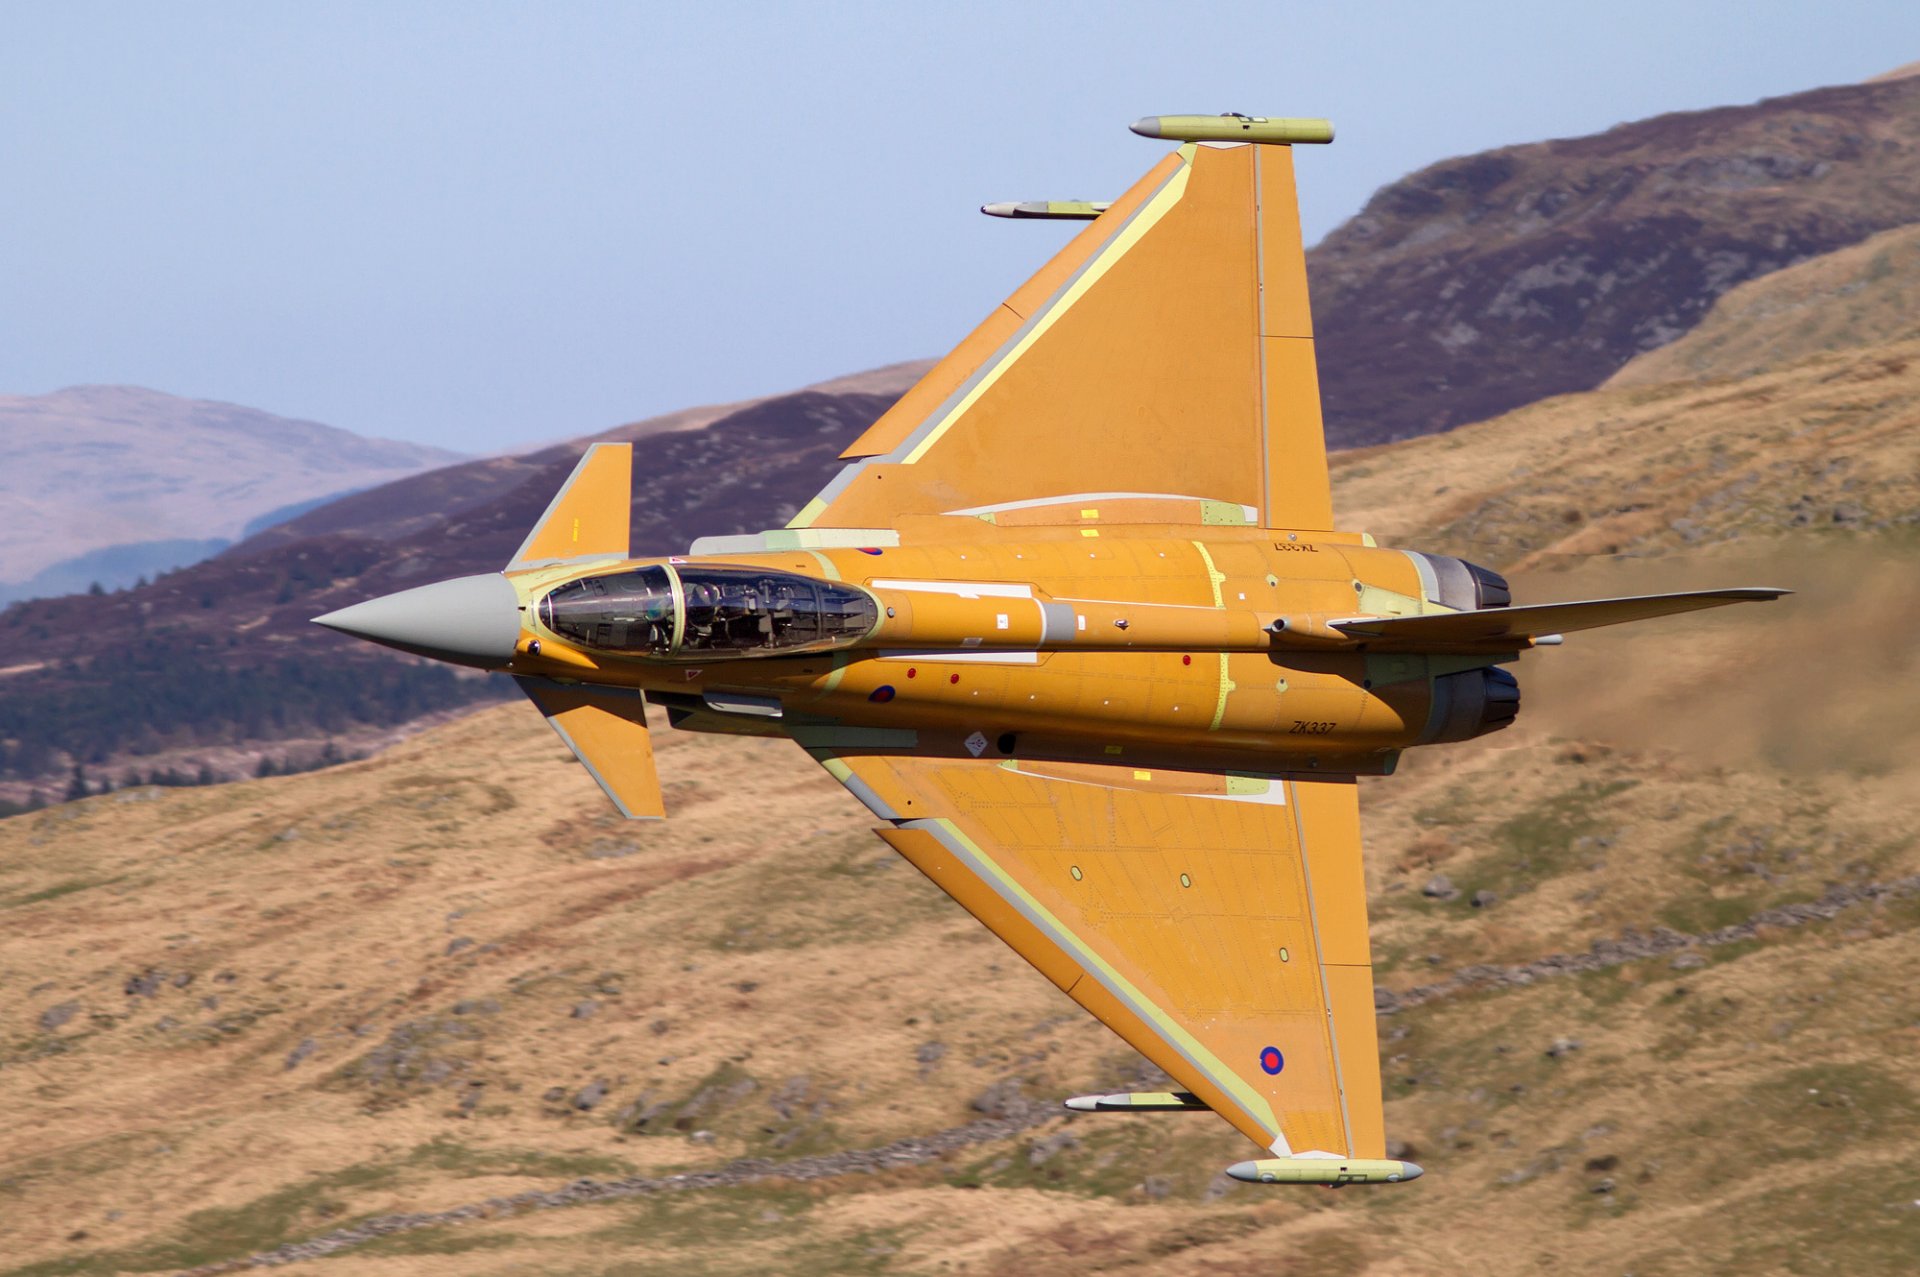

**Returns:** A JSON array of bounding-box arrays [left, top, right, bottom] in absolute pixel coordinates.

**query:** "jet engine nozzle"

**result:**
[[312, 573, 521, 669], [1420, 665, 1521, 744], [1408, 552, 1510, 612]]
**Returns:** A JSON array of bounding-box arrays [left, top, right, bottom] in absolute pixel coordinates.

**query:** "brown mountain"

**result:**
[[1309, 72, 1920, 445], [6, 357, 1916, 1275], [10, 67, 1920, 793], [0, 369, 928, 796], [0, 386, 463, 590]]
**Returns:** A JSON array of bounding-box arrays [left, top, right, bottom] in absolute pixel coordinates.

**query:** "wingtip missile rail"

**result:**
[[1226, 1157, 1424, 1186], [981, 200, 1113, 220], [1130, 113, 1335, 145], [1064, 1091, 1210, 1113]]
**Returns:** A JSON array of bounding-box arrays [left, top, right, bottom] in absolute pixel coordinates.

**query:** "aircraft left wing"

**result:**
[[789, 136, 1335, 533], [803, 743, 1384, 1159]]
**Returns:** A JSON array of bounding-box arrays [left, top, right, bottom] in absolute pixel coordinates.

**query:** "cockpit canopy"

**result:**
[[538, 564, 878, 659]]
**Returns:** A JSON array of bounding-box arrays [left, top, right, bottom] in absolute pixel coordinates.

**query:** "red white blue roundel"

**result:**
[[1259, 1045, 1285, 1075]]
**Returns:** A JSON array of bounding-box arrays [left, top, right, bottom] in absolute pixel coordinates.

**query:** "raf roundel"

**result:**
[[869, 685, 896, 703], [1259, 1046, 1285, 1076]]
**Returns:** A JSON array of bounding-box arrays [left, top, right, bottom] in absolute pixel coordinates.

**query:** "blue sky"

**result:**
[[4, 2, 1917, 451]]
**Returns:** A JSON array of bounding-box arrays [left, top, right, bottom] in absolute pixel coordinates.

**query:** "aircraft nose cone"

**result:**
[[312, 573, 520, 669]]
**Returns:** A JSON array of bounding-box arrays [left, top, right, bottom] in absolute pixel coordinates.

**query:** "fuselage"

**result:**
[[495, 522, 1522, 778]]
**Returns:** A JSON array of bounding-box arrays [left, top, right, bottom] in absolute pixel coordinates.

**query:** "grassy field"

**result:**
[[5, 241, 1920, 1274]]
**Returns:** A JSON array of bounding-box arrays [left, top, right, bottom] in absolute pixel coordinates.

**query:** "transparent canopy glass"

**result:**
[[539, 564, 877, 659]]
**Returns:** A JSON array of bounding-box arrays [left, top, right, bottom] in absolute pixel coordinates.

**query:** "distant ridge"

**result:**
[[10, 68, 1920, 793], [0, 385, 463, 591], [1309, 72, 1920, 445]]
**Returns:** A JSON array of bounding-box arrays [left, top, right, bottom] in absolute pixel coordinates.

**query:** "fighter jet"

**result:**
[[315, 114, 1784, 1187]]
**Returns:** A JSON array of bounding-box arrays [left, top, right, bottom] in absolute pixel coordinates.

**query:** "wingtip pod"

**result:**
[[1130, 114, 1334, 145], [981, 200, 1113, 220], [1226, 1157, 1424, 1185], [1063, 1091, 1209, 1112]]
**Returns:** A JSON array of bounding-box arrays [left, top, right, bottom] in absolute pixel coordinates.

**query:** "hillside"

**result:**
[[1605, 222, 1920, 388], [1309, 71, 1920, 446], [0, 387, 463, 598], [6, 244, 1919, 1266], [2, 535, 1913, 1274], [0, 369, 927, 802], [8, 63, 1920, 794]]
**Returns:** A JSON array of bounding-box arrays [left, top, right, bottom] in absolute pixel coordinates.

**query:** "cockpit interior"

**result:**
[[538, 564, 878, 659]]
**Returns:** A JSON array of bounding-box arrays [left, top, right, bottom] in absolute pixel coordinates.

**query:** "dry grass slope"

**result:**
[[4, 243, 1920, 1275]]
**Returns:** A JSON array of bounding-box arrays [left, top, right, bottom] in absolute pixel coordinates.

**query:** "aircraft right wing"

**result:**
[[789, 137, 1336, 534], [802, 740, 1385, 1162]]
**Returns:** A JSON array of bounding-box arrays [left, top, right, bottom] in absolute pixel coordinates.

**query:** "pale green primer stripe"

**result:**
[[922, 817, 1282, 1141], [819, 650, 849, 697], [807, 550, 842, 581], [1193, 540, 1227, 607], [899, 159, 1196, 467], [1192, 541, 1237, 731]]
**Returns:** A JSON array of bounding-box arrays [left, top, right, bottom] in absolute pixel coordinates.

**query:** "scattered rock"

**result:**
[[1470, 889, 1499, 909], [344, 1017, 483, 1094], [1546, 1037, 1583, 1059], [284, 1038, 318, 1070], [1591, 1176, 1617, 1194], [915, 1041, 947, 1068], [1138, 1173, 1173, 1199], [1585, 1154, 1620, 1172], [444, 937, 475, 956], [768, 1075, 818, 1122], [1028, 1130, 1080, 1168], [586, 837, 638, 860], [573, 1080, 609, 1111], [620, 1096, 670, 1132], [1422, 874, 1459, 900], [734, 980, 759, 994], [571, 1000, 601, 1020], [124, 970, 165, 998], [452, 998, 500, 1016], [971, 1079, 1028, 1120], [1670, 951, 1706, 970], [38, 1002, 79, 1032]]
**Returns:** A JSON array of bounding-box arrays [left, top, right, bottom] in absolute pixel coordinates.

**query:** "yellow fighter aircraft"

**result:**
[[315, 114, 1784, 1187]]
